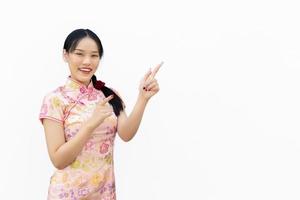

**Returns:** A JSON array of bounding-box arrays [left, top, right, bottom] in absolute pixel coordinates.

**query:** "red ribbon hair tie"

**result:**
[[95, 80, 105, 90]]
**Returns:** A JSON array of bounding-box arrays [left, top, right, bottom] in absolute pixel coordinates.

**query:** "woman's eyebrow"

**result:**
[[74, 49, 99, 53]]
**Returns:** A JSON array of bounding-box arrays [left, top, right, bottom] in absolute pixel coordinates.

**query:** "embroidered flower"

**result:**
[[90, 173, 104, 186], [100, 142, 109, 154], [104, 153, 112, 164], [69, 189, 76, 199], [70, 160, 81, 169], [105, 126, 115, 135], [99, 184, 107, 194], [69, 81, 80, 90], [84, 140, 95, 151], [59, 192, 68, 198], [107, 182, 116, 194], [80, 86, 87, 94], [78, 188, 89, 197], [52, 96, 62, 108], [50, 176, 58, 184]]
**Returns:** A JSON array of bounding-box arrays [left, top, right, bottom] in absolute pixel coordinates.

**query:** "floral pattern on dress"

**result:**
[[40, 77, 120, 200]]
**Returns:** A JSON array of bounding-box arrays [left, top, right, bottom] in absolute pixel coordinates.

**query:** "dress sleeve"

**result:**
[[39, 92, 65, 124]]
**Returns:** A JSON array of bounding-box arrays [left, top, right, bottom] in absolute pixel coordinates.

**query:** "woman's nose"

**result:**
[[83, 56, 91, 65]]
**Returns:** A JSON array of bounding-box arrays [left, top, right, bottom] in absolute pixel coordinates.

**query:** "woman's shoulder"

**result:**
[[42, 86, 66, 104], [39, 85, 67, 123]]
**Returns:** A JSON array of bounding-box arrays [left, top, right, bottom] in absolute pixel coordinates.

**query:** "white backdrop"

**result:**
[[0, 0, 300, 199]]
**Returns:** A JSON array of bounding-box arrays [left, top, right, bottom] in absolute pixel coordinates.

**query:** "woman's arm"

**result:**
[[43, 119, 95, 169], [43, 95, 114, 169], [117, 63, 162, 142], [117, 97, 148, 142]]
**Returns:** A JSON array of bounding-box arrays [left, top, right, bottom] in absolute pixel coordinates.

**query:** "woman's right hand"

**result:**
[[85, 95, 114, 130]]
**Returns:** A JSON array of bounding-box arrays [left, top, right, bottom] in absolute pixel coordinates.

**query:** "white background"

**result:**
[[0, 0, 300, 199]]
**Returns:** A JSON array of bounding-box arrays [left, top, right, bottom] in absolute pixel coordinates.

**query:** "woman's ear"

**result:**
[[62, 49, 68, 63]]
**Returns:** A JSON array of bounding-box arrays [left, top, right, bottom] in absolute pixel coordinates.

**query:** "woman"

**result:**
[[39, 29, 161, 200]]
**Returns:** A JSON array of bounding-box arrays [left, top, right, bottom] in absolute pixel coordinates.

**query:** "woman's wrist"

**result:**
[[137, 94, 149, 105], [82, 121, 97, 133]]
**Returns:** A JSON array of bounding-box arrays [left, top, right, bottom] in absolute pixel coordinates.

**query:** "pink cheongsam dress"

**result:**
[[39, 77, 120, 200]]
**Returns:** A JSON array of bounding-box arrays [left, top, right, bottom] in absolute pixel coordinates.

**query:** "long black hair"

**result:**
[[63, 29, 124, 116]]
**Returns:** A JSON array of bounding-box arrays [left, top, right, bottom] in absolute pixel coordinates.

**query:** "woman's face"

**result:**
[[63, 37, 100, 86]]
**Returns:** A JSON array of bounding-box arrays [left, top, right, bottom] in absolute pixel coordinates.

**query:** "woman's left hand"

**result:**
[[138, 62, 162, 101]]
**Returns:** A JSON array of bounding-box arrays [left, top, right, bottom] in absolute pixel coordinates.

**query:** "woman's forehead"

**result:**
[[75, 37, 99, 52]]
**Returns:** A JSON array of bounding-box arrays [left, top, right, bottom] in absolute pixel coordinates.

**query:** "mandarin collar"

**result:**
[[64, 76, 95, 97]]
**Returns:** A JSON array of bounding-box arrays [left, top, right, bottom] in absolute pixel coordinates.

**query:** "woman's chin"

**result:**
[[75, 75, 93, 85]]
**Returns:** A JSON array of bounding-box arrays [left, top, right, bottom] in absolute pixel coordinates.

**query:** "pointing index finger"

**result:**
[[100, 95, 114, 105], [143, 68, 152, 81], [150, 61, 163, 78]]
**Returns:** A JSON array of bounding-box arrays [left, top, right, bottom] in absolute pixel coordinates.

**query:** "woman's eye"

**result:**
[[92, 55, 99, 57], [75, 53, 83, 56]]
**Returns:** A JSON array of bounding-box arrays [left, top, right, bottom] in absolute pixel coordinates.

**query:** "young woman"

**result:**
[[39, 29, 161, 200]]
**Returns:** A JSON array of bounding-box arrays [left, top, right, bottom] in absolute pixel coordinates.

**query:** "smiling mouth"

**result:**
[[79, 67, 92, 73]]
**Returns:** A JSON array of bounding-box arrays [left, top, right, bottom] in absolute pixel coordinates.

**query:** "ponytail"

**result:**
[[91, 75, 124, 116]]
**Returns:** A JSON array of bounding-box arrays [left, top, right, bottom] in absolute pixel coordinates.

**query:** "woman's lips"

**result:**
[[79, 67, 92, 74]]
